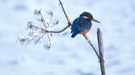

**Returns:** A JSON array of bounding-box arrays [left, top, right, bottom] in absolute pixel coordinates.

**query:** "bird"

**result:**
[[71, 12, 100, 38]]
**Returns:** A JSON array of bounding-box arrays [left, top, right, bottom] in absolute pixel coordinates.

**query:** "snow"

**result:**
[[0, 0, 135, 75]]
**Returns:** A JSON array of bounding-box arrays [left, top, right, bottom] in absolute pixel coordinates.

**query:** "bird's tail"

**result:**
[[71, 33, 77, 38]]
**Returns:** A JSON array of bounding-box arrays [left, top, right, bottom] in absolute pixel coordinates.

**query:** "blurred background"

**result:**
[[0, 0, 135, 75]]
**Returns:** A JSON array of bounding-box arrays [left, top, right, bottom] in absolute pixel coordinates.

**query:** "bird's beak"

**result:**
[[92, 19, 100, 23]]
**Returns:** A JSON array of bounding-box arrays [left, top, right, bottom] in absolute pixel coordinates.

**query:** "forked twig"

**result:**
[[36, 0, 71, 34], [83, 28, 106, 75], [45, 22, 70, 33], [33, 0, 71, 47]]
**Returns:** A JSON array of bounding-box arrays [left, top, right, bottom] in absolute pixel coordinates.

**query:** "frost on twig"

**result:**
[[18, 9, 59, 49], [18, 0, 71, 49]]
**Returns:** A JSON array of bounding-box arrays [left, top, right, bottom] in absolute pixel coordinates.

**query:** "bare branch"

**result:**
[[83, 35, 100, 60], [97, 28, 104, 61], [97, 28, 106, 75], [45, 22, 71, 33], [59, 0, 71, 24], [83, 28, 106, 75]]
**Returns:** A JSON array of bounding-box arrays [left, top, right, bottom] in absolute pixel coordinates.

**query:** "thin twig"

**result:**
[[97, 28, 106, 75], [40, 0, 71, 34], [97, 28, 104, 61], [40, 11, 48, 28], [34, 33, 46, 45], [47, 11, 53, 26], [47, 33, 51, 48], [83, 34, 100, 60], [59, 0, 70, 23], [45, 22, 71, 33]]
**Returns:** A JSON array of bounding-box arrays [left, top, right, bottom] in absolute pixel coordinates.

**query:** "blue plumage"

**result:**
[[71, 12, 93, 38], [71, 17, 92, 38], [71, 12, 100, 38]]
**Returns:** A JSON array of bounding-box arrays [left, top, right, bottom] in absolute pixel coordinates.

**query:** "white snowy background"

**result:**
[[0, 0, 135, 75]]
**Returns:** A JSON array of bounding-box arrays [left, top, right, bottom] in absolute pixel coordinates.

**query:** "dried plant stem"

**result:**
[[59, 0, 70, 23], [97, 28, 106, 75], [83, 28, 106, 75], [45, 22, 71, 33], [40, 0, 71, 34], [34, 33, 46, 45], [47, 33, 51, 48], [83, 34, 100, 60], [58, 1, 106, 75], [27, 0, 106, 75], [40, 11, 48, 28]]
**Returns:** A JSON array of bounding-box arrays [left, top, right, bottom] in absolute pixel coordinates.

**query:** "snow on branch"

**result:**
[[17, 0, 72, 49]]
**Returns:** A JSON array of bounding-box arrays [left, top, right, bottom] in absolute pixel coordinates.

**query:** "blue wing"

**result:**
[[71, 18, 79, 38], [71, 17, 92, 38]]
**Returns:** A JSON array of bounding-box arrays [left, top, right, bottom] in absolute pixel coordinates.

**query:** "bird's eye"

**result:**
[[82, 16, 89, 19]]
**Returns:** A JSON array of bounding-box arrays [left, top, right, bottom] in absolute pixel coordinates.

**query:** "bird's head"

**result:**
[[80, 12, 100, 23]]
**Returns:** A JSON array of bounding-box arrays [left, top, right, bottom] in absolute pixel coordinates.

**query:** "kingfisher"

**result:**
[[71, 12, 100, 38]]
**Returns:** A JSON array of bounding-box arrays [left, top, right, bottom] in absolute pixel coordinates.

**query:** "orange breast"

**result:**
[[80, 28, 90, 35]]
